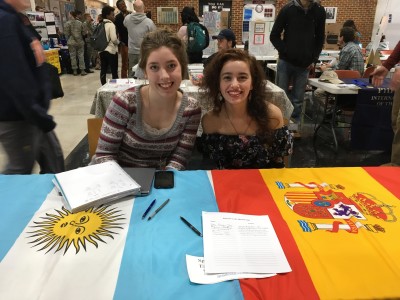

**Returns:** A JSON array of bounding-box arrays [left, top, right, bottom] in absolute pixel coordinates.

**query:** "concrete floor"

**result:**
[[0, 68, 101, 173]]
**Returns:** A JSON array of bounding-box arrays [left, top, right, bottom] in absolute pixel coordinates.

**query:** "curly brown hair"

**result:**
[[200, 49, 273, 137], [139, 28, 188, 79]]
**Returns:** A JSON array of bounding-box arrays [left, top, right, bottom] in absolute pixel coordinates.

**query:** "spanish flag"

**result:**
[[211, 167, 400, 300]]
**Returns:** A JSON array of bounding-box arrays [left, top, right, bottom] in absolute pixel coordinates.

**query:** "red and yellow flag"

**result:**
[[211, 167, 400, 300]]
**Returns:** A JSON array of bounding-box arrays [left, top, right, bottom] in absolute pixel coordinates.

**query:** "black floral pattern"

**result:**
[[200, 126, 293, 169]]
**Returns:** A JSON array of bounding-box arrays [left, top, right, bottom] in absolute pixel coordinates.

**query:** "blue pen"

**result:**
[[142, 199, 156, 220]]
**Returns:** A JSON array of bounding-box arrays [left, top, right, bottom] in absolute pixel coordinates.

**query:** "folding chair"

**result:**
[[87, 118, 103, 158], [313, 70, 361, 153]]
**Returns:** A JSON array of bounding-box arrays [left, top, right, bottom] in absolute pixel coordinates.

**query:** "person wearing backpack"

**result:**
[[64, 11, 86, 76], [177, 6, 209, 64], [99, 5, 120, 85]]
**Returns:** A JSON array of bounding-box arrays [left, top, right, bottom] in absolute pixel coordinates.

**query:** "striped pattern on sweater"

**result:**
[[93, 85, 201, 170]]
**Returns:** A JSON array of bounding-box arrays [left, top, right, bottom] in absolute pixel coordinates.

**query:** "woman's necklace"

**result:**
[[146, 87, 177, 170], [224, 106, 252, 136]]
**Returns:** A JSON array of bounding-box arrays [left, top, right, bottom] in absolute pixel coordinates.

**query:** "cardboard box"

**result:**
[[324, 23, 341, 50]]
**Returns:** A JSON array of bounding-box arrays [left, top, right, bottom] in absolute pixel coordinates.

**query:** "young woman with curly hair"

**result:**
[[199, 49, 293, 169]]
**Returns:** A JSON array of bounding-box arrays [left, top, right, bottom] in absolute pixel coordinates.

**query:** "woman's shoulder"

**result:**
[[114, 86, 140, 107], [177, 26, 187, 39], [267, 102, 284, 129], [201, 110, 220, 133]]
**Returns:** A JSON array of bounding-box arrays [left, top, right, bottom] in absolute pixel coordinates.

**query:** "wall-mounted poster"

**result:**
[[253, 33, 264, 45], [199, 1, 232, 16], [325, 7, 337, 24], [254, 22, 265, 33]]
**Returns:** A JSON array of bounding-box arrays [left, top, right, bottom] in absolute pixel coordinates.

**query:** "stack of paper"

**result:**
[[53, 161, 141, 213], [186, 212, 292, 284]]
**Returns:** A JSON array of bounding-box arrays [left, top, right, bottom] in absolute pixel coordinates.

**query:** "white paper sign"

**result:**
[[186, 255, 275, 284], [202, 212, 292, 274]]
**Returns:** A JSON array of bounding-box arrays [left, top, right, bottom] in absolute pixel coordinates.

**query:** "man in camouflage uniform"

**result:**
[[83, 13, 94, 73], [64, 11, 86, 76]]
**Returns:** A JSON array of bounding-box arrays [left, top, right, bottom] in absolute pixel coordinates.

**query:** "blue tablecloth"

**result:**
[[343, 78, 394, 151]]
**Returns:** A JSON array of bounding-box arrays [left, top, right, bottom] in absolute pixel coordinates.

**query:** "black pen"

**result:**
[[147, 199, 170, 221], [180, 216, 203, 237], [142, 199, 156, 220]]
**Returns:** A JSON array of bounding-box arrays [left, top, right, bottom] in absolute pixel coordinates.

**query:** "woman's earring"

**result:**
[[218, 92, 223, 102]]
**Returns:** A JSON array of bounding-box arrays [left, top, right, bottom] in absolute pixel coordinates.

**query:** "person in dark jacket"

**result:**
[[270, 0, 326, 122], [115, 0, 130, 78], [0, 0, 56, 174]]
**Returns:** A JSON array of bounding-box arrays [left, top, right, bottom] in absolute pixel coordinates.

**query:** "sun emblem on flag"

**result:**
[[26, 205, 125, 254]]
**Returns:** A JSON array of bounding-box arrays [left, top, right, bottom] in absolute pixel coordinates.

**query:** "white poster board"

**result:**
[[242, 4, 275, 44], [248, 20, 277, 57], [203, 11, 221, 56]]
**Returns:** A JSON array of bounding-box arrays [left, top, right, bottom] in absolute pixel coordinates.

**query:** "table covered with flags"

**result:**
[[1, 167, 400, 299]]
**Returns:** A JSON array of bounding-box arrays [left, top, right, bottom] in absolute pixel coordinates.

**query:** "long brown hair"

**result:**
[[200, 49, 273, 137]]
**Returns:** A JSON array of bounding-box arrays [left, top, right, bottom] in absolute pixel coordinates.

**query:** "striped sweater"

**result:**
[[93, 85, 201, 170]]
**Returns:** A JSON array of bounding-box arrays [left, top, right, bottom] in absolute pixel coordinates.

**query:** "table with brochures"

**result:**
[[1, 167, 400, 299]]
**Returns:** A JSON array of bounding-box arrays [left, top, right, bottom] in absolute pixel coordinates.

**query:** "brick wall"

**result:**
[[322, 0, 377, 46], [143, 0, 377, 47]]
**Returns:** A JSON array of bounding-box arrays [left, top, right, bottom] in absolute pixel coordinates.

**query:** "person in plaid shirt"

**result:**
[[321, 27, 364, 76]]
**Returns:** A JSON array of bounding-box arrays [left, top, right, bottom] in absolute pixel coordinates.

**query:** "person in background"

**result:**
[[99, 5, 119, 85], [199, 49, 293, 169], [320, 27, 364, 76], [92, 29, 201, 170], [0, 0, 57, 173], [270, 0, 326, 125], [203, 28, 236, 69], [371, 41, 400, 166], [124, 0, 156, 77], [343, 19, 362, 47], [82, 13, 94, 73], [177, 6, 204, 64], [64, 10, 87, 76], [115, 0, 130, 78], [93, 14, 102, 70]]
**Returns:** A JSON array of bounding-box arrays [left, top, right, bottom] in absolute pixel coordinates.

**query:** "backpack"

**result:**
[[90, 22, 109, 51], [187, 22, 209, 53]]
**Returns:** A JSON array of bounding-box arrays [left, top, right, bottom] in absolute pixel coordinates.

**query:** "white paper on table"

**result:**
[[186, 255, 276, 284], [337, 84, 361, 89], [202, 212, 292, 274], [45, 12, 55, 22], [46, 25, 57, 35]]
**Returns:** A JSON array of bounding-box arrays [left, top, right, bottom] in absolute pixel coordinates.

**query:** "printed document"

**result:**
[[186, 255, 276, 284], [202, 212, 292, 274]]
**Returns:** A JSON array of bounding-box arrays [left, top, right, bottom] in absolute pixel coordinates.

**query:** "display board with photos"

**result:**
[[26, 11, 58, 41]]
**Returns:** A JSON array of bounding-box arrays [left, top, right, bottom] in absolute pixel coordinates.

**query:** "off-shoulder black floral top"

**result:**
[[200, 126, 293, 169]]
